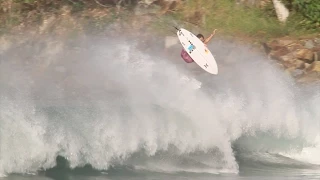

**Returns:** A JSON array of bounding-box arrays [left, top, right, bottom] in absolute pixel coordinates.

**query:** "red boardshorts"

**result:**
[[180, 49, 194, 63]]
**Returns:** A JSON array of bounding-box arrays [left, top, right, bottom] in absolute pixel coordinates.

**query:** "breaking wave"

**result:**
[[0, 32, 319, 177]]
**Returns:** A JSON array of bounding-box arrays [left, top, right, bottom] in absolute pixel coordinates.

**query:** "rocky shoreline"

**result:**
[[263, 37, 320, 84], [1, 1, 320, 84]]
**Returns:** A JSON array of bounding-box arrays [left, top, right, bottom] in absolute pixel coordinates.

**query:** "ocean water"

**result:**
[[0, 32, 320, 180]]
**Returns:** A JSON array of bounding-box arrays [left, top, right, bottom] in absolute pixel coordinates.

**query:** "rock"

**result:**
[[292, 59, 306, 69], [282, 59, 305, 69], [304, 63, 311, 69], [278, 53, 294, 62], [295, 49, 314, 63], [267, 40, 280, 50], [285, 67, 295, 75], [269, 53, 295, 64], [264, 37, 319, 82], [261, 42, 272, 54], [154, 0, 182, 15], [306, 61, 320, 73], [279, 39, 295, 46], [135, 0, 182, 15], [312, 45, 320, 52], [304, 40, 315, 49], [269, 47, 290, 60], [314, 51, 320, 61], [285, 68, 304, 77], [292, 69, 304, 77], [268, 39, 295, 49], [267, 40, 280, 51], [287, 43, 303, 52], [296, 72, 320, 84]]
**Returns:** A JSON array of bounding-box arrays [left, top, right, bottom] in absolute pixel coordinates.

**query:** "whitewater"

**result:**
[[0, 31, 320, 180]]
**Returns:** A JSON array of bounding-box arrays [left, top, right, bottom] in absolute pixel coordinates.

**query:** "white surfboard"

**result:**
[[177, 28, 218, 74]]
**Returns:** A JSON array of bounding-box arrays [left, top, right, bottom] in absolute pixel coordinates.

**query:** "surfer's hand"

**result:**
[[212, 29, 217, 35]]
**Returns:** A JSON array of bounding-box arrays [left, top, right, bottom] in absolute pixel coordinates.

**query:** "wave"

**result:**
[[0, 33, 320, 177]]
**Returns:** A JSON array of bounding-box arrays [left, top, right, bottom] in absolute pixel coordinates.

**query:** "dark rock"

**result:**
[[269, 47, 290, 60]]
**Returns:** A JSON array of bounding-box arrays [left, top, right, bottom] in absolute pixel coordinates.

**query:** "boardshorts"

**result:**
[[180, 49, 194, 63]]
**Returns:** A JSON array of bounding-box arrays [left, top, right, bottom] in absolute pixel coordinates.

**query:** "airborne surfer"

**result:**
[[180, 29, 217, 63]]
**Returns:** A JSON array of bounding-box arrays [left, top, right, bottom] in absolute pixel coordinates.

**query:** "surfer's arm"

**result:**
[[204, 29, 217, 44]]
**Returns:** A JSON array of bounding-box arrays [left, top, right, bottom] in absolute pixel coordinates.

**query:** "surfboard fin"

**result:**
[[173, 26, 180, 31]]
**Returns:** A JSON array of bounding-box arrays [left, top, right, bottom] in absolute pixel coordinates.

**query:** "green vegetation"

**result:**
[[283, 0, 320, 30], [174, 0, 319, 41], [1, 0, 65, 33], [0, 0, 318, 40], [0, 0, 119, 35]]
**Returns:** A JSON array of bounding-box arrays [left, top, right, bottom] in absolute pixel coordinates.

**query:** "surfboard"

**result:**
[[177, 28, 218, 75]]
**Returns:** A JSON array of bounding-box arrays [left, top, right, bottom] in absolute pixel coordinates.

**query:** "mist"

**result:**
[[0, 27, 320, 176]]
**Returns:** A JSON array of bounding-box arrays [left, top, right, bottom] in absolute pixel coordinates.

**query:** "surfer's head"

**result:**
[[197, 34, 205, 42]]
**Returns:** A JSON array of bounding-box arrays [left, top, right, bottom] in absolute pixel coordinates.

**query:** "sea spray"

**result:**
[[0, 32, 319, 176]]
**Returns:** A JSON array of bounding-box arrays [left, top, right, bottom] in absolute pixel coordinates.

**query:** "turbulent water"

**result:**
[[0, 29, 320, 180]]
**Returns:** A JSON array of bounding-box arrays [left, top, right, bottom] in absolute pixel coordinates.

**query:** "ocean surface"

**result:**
[[1, 32, 320, 180]]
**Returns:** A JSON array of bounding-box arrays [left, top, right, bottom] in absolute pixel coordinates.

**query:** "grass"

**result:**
[[172, 0, 319, 42], [0, 0, 318, 42]]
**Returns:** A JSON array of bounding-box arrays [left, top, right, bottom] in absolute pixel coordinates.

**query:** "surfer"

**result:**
[[181, 29, 217, 63]]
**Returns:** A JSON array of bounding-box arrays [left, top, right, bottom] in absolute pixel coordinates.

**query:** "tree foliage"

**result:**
[[283, 0, 320, 29]]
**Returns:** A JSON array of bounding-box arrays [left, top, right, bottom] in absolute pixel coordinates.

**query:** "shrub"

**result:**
[[283, 0, 320, 29]]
